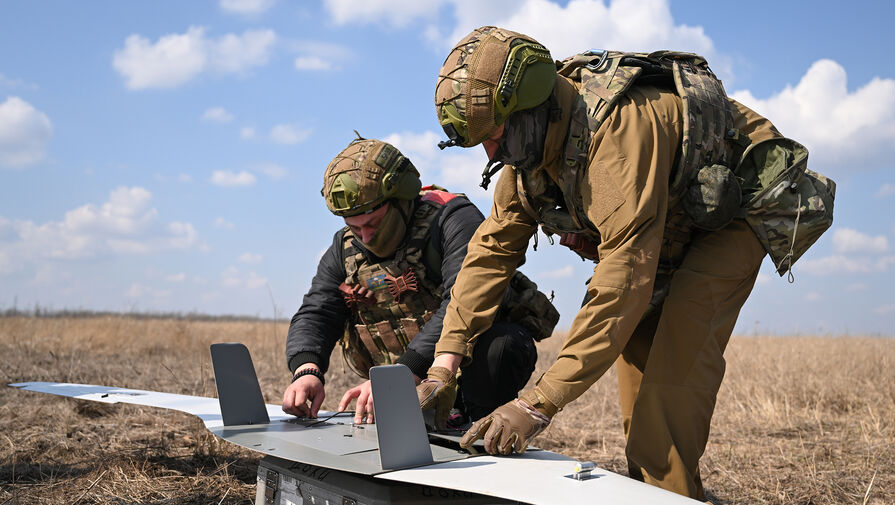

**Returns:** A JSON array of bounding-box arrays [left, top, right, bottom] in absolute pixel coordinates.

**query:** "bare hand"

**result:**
[[282, 365, 325, 418], [338, 380, 375, 424]]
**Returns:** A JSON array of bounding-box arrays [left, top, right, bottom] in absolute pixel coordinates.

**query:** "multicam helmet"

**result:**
[[435, 26, 557, 149], [322, 136, 422, 217]]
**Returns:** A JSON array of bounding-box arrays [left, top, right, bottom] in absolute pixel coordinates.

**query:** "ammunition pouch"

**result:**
[[737, 138, 836, 276], [681, 164, 743, 231], [497, 272, 560, 341]]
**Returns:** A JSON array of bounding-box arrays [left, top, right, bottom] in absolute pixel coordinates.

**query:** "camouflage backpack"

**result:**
[[531, 49, 835, 274]]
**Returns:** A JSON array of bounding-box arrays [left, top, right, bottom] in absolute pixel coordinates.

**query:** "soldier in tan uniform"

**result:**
[[415, 26, 834, 500], [283, 136, 558, 429]]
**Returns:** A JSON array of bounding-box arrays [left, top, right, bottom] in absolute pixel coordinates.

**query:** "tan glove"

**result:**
[[416, 366, 457, 430], [459, 397, 551, 454]]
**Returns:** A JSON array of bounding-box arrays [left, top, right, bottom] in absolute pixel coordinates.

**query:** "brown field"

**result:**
[[0, 316, 892, 504]]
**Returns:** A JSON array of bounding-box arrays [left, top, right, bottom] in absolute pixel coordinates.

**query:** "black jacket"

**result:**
[[286, 195, 485, 379]]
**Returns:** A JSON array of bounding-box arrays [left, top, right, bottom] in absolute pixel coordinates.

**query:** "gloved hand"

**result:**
[[416, 366, 457, 430], [459, 397, 551, 454]]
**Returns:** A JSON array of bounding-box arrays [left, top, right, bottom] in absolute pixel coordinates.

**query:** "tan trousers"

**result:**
[[616, 219, 765, 500]]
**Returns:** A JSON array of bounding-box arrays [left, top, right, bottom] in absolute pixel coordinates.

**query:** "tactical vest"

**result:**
[[338, 189, 448, 378], [516, 49, 835, 278], [338, 188, 561, 378], [517, 50, 736, 243]]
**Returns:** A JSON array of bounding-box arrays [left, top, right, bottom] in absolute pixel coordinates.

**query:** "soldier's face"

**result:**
[[482, 123, 506, 160], [344, 203, 390, 243]]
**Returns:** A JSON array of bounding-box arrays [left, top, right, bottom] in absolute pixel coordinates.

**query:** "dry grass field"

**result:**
[[0, 315, 892, 504]]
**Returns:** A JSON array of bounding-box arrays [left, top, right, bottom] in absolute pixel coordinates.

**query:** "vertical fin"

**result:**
[[210, 343, 270, 426], [369, 364, 433, 470]]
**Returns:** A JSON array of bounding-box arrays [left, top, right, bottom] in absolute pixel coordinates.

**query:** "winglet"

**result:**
[[210, 343, 270, 426], [370, 364, 433, 470]]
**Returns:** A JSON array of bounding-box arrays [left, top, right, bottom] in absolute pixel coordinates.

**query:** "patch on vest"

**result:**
[[366, 274, 388, 291]]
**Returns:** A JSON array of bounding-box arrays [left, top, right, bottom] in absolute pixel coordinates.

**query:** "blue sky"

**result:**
[[1, 0, 893, 335]]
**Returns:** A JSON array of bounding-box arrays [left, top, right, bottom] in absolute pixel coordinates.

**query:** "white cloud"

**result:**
[[211, 170, 256, 187], [731, 59, 895, 170], [0, 187, 198, 271], [832, 228, 889, 254], [270, 124, 311, 145], [755, 273, 772, 285], [295, 56, 332, 71], [474, 0, 720, 74], [253, 162, 288, 179], [221, 266, 267, 289], [0, 96, 53, 168], [874, 304, 895, 315], [804, 291, 821, 302], [112, 27, 276, 90], [220, 0, 275, 15], [292, 42, 352, 72], [240, 127, 257, 140], [876, 183, 895, 198], [324, 0, 447, 27], [798, 254, 895, 275], [165, 272, 187, 282], [0, 73, 34, 89], [214, 217, 235, 229], [383, 130, 491, 197], [238, 252, 263, 264], [539, 265, 575, 279], [202, 106, 234, 123], [210, 29, 277, 74], [323, 0, 726, 79]]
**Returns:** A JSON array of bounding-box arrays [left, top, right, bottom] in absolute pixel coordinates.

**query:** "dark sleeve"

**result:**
[[285, 230, 350, 375], [395, 196, 485, 377]]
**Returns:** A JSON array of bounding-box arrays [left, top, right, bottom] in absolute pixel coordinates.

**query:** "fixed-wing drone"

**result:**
[[10, 343, 699, 504]]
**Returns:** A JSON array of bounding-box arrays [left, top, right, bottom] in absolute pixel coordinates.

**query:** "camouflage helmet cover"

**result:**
[[435, 26, 556, 148], [322, 137, 422, 217]]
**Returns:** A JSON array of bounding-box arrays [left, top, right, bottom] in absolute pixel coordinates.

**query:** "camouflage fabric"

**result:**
[[681, 164, 743, 231], [496, 272, 559, 342], [339, 188, 561, 377], [514, 82, 597, 244], [739, 138, 836, 276], [435, 26, 554, 147], [339, 194, 445, 378], [322, 137, 421, 217], [559, 50, 735, 197]]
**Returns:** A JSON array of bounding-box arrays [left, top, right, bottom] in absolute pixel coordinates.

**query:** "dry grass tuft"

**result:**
[[1, 316, 892, 504]]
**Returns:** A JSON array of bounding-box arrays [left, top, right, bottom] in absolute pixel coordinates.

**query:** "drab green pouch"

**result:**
[[738, 138, 836, 276]]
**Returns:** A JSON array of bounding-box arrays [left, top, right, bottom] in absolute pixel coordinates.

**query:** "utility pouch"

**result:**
[[340, 326, 375, 379], [738, 138, 836, 276], [497, 272, 560, 341], [682, 164, 743, 231]]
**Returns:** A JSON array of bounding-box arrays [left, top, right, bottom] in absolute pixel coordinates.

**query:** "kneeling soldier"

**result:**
[[283, 135, 558, 428]]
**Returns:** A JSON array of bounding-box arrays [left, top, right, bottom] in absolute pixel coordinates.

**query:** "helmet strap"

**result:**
[[480, 159, 505, 190]]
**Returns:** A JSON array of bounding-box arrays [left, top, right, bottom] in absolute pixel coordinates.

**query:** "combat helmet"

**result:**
[[322, 135, 422, 217], [435, 26, 556, 149]]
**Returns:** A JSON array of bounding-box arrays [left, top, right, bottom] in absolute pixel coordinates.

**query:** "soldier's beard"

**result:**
[[493, 101, 551, 171], [361, 202, 409, 258]]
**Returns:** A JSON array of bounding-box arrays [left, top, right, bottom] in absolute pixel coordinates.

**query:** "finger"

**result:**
[[282, 388, 295, 414], [338, 387, 361, 412], [310, 388, 325, 418], [365, 395, 375, 424], [294, 387, 311, 418], [354, 390, 368, 425], [460, 417, 492, 449], [483, 423, 504, 455], [499, 432, 518, 455]]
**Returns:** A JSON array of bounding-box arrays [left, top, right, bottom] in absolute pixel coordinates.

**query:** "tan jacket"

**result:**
[[436, 75, 780, 411]]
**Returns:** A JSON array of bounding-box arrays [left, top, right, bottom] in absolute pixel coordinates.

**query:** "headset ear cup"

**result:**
[[381, 158, 422, 201]]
